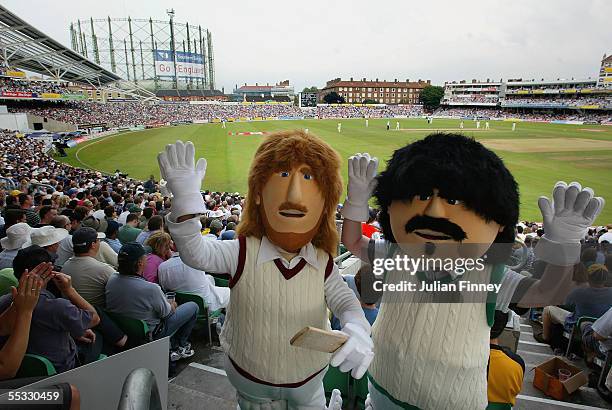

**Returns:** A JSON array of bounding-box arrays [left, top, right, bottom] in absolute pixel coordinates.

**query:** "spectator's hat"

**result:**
[[9, 189, 21, 196], [24, 226, 69, 248], [72, 227, 105, 253], [128, 204, 142, 213], [1, 223, 32, 250], [210, 219, 223, 230], [208, 210, 224, 218], [118, 242, 146, 263], [82, 216, 100, 230], [221, 230, 235, 240]]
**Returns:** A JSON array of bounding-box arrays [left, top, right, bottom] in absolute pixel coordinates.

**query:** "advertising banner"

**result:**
[[5, 70, 26, 78], [154, 49, 205, 79], [1, 91, 33, 98], [62, 94, 87, 100], [41, 93, 62, 99]]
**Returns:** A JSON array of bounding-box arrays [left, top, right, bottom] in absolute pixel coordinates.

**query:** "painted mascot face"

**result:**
[[388, 189, 502, 260], [256, 163, 325, 252], [375, 133, 519, 262], [237, 130, 342, 255]]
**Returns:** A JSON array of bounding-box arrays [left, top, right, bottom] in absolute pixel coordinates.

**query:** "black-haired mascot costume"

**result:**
[[340, 133, 605, 409]]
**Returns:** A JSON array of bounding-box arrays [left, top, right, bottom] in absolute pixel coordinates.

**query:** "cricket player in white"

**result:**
[[337, 122, 342, 133]]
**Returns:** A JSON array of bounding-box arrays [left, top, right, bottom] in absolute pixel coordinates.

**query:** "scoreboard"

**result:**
[[299, 92, 318, 107]]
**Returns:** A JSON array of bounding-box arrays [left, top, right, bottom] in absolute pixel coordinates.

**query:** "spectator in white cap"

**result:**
[[0, 223, 31, 269], [24, 226, 70, 261]]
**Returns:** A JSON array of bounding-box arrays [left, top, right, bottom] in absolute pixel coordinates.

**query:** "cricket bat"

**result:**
[[290, 326, 348, 353]]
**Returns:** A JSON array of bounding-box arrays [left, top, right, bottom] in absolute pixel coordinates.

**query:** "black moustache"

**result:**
[[405, 215, 467, 241]]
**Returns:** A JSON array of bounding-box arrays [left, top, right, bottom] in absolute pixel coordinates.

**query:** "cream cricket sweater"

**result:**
[[369, 264, 492, 409], [220, 236, 333, 385]]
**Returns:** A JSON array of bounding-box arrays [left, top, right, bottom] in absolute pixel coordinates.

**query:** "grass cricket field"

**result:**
[[61, 118, 612, 223]]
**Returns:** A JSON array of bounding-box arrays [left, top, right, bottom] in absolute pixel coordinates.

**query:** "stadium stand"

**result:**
[[1, 3, 611, 409], [3, 100, 425, 128]]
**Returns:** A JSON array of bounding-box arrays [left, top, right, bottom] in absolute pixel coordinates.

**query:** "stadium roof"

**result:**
[[0, 5, 121, 85]]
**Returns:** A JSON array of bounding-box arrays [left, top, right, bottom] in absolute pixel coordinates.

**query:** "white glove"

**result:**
[[326, 389, 342, 410], [158, 179, 170, 198], [538, 181, 604, 243], [365, 394, 373, 410], [157, 140, 207, 220], [330, 323, 374, 379], [341, 153, 378, 222]]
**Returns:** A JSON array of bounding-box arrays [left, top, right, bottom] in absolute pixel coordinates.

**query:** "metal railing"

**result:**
[[334, 251, 353, 269], [116, 368, 163, 410]]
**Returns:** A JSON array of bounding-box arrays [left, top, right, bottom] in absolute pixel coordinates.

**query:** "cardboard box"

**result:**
[[533, 357, 588, 401]]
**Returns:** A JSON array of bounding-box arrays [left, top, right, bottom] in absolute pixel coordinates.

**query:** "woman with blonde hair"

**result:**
[[58, 195, 70, 211], [143, 231, 173, 283]]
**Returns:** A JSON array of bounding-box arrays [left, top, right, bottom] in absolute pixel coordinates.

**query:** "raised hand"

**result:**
[[29, 262, 54, 285], [157, 140, 207, 219], [11, 273, 43, 314], [51, 272, 73, 294], [342, 153, 379, 222], [538, 181, 604, 243]]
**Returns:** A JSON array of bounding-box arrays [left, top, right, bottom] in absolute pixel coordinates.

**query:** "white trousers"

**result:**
[[225, 355, 328, 410]]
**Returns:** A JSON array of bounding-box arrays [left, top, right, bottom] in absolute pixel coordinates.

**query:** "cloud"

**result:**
[[2, 0, 610, 92]]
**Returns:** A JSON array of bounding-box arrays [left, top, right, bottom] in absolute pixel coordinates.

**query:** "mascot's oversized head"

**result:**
[[237, 130, 342, 255], [374, 133, 519, 262]]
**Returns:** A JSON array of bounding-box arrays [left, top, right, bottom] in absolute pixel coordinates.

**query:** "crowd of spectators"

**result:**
[[8, 101, 305, 128], [0, 77, 69, 95], [0, 129, 241, 397], [7, 100, 425, 128], [433, 106, 612, 122], [444, 95, 499, 104], [313, 104, 423, 119], [511, 219, 612, 397], [503, 96, 612, 107]]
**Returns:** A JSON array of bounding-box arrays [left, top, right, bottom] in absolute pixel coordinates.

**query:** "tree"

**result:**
[[323, 92, 345, 104], [362, 99, 379, 104], [419, 85, 444, 111], [302, 86, 319, 93]]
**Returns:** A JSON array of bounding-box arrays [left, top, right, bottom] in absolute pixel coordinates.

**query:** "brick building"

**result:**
[[319, 77, 430, 104]]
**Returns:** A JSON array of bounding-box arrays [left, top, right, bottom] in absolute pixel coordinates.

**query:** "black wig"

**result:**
[[374, 133, 519, 255]]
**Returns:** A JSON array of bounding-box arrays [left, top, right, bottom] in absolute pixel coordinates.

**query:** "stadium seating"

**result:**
[[16, 353, 57, 378], [104, 311, 151, 349], [175, 291, 222, 345]]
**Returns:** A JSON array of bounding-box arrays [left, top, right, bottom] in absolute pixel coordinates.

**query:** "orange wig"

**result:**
[[236, 130, 342, 255]]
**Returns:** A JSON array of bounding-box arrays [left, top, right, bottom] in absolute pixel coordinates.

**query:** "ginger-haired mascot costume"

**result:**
[[340, 133, 605, 409], [158, 130, 373, 410]]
